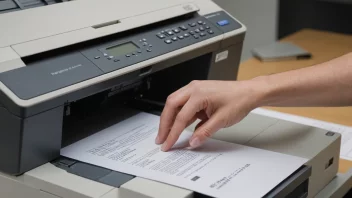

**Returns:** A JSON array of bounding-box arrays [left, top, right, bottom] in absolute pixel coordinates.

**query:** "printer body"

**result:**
[[0, 0, 346, 198]]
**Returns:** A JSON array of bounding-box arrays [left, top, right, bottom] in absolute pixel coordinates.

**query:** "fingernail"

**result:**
[[161, 143, 168, 152], [155, 136, 160, 144], [190, 137, 201, 148]]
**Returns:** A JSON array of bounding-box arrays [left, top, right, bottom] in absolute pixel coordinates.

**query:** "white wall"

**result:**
[[213, 0, 279, 62]]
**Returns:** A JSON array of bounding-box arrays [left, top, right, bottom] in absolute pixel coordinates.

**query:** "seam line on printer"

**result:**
[[9, 27, 89, 49], [8, 2, 197, 50], [12, 0, 24, 9], [100, 188, 117, 198], [40, 189, 63, 198], [246, 119, 280, 144], [80, 52, 105, 73]]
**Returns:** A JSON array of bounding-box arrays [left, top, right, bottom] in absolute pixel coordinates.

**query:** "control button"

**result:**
[[173, 28, 180, 33], [126, 54, 131, 57], [189, 31, 195, 35], [132, 52, 136, 55], [114, 59, 120, 62], [184, 33, 190, 37], [138, 50, 142, 53], [206, 26, 210, 29], [108, 56, 114, 60], [178, 35, 184, 39], [172, 37, 178, 41], [203, 22, 207, 25], [200, 32, 206, 37], [189, 22, 196, 27], [217, 20, 229, 26], [142, 38, 147, 42], [103, 53, 108, 57], [199, 26, 205, 31], [161, 30, 165, 34], [139, 40, 142, 42], [193, 35, 199, 39], [143, 42, 148, 46], [198, 21, 203, 24], [147, 48, 152, 52], [157, 34, 166, 39], [149, 44, 153, 47], [165, 39, 172, 44], [94, 56, 100, 59], [180, 26, 188, 31], [208, 30, 214, 34], [195, 29, 200, 33], [167, 31, 174, 35]]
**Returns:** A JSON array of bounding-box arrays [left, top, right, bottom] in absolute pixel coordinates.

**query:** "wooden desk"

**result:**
[[237, 29, 352, 173]]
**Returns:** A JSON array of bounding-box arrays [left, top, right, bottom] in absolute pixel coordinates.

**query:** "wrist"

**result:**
[[248, 75, 275, 108]]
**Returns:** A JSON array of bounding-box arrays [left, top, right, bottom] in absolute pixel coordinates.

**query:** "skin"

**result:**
[[155, 52, 352, 152]]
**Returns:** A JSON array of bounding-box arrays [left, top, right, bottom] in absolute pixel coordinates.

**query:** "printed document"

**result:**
[[61, 112, 307, 198], [252, 108, 352, 161]]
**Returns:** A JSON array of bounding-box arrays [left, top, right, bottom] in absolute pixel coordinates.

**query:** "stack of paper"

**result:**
[[61, 112, 307, 198]]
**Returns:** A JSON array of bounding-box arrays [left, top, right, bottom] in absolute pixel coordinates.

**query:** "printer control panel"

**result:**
[[81, 11, 241, 73], [89, 19, 215, 64], [0, 11, 243, 100]]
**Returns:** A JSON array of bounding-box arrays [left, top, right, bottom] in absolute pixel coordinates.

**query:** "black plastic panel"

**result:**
[[52, 157, 135, 188], [19, 106, 63, 174], [0, 52, 103, 100], [0, 0, 67, 14], [0, 106, 21, 174], [0, 0, 18, 11]]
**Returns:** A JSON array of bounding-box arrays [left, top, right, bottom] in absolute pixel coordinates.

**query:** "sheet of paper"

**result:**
[[252, 108, 352, 161], [61, 112, 307, 198]]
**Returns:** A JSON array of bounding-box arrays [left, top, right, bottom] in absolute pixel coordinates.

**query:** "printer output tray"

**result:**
[[55, 100, 312, 198], [53, 155, 311, 198]]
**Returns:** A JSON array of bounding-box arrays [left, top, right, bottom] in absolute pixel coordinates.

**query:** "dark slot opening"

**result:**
[[61, 53, 211, 147], [325, 157, 334, 170], [92, 20, 120, 29]]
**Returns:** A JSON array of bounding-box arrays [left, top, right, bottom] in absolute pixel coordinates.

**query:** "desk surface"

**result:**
[[237, 29, 352, 173]]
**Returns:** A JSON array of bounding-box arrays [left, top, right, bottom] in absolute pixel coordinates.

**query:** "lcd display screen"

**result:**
[[106, 42, 139, 57]]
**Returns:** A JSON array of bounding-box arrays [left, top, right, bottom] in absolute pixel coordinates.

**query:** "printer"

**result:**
[[0, 0, 350, 197]]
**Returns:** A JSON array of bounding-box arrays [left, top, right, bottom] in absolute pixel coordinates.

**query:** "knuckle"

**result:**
[[175, 113, 187, 124], [166, 94, 175, 102], [166, 95, 177, 107], [201, 127, 213, 138], [219, 114, 231, 128], [190, 80, 200, 87]]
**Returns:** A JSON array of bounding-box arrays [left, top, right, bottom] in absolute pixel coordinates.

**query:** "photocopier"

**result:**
[[0, 0, 351, 197]]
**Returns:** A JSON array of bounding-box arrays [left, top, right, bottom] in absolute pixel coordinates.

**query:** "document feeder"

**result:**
[[0, 1, 343, 198]]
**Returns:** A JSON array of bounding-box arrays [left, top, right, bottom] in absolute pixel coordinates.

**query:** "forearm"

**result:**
[[253, 52, 352, 107]]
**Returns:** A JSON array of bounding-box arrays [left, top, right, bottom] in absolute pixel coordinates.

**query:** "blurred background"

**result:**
[[213, 0, 352, 62]]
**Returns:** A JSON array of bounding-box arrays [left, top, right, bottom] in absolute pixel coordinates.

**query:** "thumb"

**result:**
[[189, 112, 226, 148]]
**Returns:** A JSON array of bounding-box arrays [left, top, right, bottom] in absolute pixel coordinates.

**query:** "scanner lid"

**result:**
[[0, 0, 199, 50]]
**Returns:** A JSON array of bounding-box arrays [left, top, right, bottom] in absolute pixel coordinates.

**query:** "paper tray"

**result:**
[[52, 157, 312, 198]]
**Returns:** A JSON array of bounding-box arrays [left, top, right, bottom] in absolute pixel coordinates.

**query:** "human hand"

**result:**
[[155, 80, 266, 152]]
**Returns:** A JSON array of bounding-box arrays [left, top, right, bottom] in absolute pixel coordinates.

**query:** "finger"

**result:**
[[156, 81, 202, 144], [189, 111, 226, 149], [156, 88, 192, 144], [161, 97, 202, 151]]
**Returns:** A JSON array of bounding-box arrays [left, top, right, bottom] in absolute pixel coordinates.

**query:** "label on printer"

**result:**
[[215, 50, 229, 62]]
